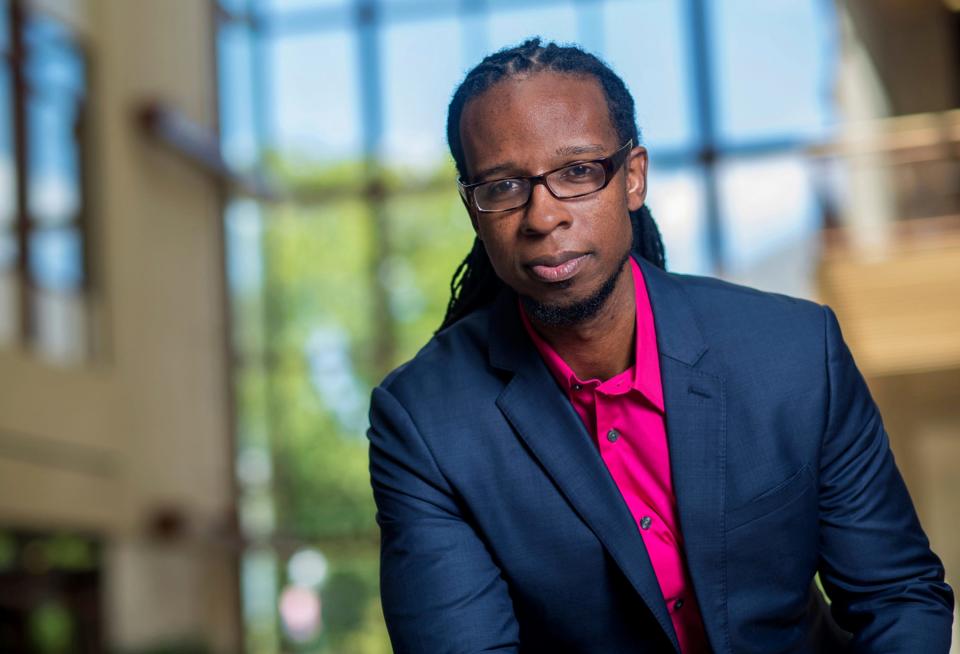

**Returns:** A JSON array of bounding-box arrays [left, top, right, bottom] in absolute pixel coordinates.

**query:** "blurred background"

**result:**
[[0, 0, 957, 652]]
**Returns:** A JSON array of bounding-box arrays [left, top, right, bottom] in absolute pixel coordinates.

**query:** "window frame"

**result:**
[[3, 0, 91, 353]]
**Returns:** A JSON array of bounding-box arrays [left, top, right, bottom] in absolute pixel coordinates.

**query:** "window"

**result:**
[[216, 1, 838, 651], [0, 1, 90, 364]]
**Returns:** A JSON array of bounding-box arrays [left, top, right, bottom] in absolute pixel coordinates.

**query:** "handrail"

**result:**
[[136, 101, 281, 201]]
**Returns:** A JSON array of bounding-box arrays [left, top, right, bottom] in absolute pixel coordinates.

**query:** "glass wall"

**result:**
[[216, 0, 837, 650]]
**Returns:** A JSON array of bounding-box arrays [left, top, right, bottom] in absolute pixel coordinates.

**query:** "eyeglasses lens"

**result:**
[[474, 161, 608, 212]]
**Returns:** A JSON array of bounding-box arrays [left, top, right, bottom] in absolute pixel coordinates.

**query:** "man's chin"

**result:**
[[520, 260, 626, 328], [520, 294, 598, 328]]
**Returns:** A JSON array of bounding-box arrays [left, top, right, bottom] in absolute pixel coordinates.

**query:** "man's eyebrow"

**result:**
[[472, 145, 608, 182], [555, 143, 606, 157]]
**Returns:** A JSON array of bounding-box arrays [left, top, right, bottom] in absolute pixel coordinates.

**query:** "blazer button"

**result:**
[[606, 429, 620, 443]]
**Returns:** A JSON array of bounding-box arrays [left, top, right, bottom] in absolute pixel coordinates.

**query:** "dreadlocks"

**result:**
[[439, 38, 667, 332]]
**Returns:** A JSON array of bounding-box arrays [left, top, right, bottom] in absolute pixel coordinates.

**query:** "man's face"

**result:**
[[459, 72, 648, 322]]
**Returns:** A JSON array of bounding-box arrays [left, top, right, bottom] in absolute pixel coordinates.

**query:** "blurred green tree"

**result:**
[[233, 158, 473, 651]]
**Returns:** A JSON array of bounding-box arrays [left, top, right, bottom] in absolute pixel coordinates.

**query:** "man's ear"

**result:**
[[625, 146, 648, 212]]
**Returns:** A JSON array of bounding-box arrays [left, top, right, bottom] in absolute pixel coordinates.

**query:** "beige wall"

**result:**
[[0, 0, 239, 651], [843, 0, 958, 115]]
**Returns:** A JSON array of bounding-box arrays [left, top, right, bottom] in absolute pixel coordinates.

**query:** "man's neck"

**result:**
[[529, 261, 636, 381]]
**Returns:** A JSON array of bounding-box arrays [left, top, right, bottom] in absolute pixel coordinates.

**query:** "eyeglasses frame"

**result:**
[[457, 139, 635, 214]]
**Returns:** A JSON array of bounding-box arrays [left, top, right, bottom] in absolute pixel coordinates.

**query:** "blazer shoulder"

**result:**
[[664, 271, 830, 372], [673, 271, 824, 330], [673, 271, 819, 311]]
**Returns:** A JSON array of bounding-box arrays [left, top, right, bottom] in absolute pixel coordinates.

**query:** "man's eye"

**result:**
[[561, 164, 600, 181], [487, 179, 522, 196]]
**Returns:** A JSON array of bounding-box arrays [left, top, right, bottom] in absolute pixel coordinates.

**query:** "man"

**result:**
[[367, 39, 953, 653]]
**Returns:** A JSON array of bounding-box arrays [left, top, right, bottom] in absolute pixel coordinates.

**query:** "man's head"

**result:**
[[458, 70, 647, 326], [446, 38, 640, 182], [439, 38, 666, 332]]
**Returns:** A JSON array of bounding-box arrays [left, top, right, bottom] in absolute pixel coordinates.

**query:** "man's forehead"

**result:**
[[459, 72, 616, 173], [461, 72, 608, 128]]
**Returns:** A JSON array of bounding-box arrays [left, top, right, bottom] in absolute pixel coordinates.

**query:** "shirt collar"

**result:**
[[520, 257, 664, 412]]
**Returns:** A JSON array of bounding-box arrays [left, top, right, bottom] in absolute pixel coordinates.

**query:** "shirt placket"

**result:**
[[594, 386, 689, 608]]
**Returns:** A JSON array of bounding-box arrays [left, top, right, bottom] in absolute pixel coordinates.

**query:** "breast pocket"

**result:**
[[726, 464, 814, 532]]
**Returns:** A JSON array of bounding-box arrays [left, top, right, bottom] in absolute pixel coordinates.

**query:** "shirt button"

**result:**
[[606, 429, 620, 443], [640, 516, 652, 530], [572, 383, 583, 391], [674, 598, 684, 610]]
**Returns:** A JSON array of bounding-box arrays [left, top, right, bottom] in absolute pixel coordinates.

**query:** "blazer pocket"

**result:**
[[726, 464, 814, 532]]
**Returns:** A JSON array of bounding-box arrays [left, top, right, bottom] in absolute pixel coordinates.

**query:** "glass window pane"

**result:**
[[646, 166, 709, 275], [226, 199, 265, 299], [488, 2, 579, 50], [219, 0, 249, 13], [28, 93, 81, 225], [603, 0, 694, 151], [0, 65, 14, 227], [256, 200, 377, 541], [385, 189, 474, 362], [0, 1, 8, 52], [31, 287, 85, 364], [712, 0, 836, 144], [266, 31, 361, 161], [241, 548, 280, 652], [259, 0, 345, 12], [29, 226, 83, 290], [218, 22, 261, 170], [381, 16, 463, 169], [279, 546, 386, 649], [225, 199, 266, 355], [25, 15, 86, 94], [718, 154, 820, 297]]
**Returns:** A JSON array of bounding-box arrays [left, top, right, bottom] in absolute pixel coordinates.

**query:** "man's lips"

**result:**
[[526, 252, 589, 283]]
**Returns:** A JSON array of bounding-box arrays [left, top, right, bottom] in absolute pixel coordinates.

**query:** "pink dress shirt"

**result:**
[[520, 258, 708, 654]]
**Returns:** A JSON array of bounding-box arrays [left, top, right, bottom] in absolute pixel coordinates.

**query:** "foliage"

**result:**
[[233, 159, 474, 651]]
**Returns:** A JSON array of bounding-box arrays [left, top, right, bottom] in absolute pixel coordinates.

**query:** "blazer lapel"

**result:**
[[640, 258, 730, 653], [488, 289, 681, 652]]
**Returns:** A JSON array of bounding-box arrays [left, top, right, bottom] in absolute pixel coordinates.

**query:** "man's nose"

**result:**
[[521, 182, 572, 235]]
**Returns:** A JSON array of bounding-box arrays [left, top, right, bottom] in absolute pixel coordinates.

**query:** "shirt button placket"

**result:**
[[606, 428, 620, 443]]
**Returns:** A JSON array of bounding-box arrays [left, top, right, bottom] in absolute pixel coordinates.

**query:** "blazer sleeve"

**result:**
[[816, 305, 954, 653], [367, 385, 520, 654]]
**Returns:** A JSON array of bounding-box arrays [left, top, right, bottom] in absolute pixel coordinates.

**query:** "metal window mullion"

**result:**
[[685, 0, 723, 273], [75, 88, 91, 297], [208, 3, 246, 651], [10, 0, 32, 343], [356, 0, 396, 379]]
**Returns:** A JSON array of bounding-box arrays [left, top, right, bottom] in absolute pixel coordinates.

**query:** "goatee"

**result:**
[[520, 250, 632, 328]]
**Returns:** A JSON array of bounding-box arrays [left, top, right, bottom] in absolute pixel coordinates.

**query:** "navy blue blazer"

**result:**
[[368, 255, 953, 653]]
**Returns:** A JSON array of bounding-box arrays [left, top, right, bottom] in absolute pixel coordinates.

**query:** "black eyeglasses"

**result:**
[[458, 139, 633, 214]]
